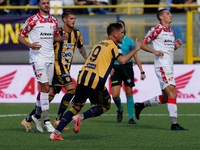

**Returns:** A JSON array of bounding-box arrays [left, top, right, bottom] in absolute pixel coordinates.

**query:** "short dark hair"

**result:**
[[37, 0, 49, 4], [157, 9, 167, 21], [62, 10, 76, 22], [116, 20, 125, 28], [116, 20, 126, 35], [107, 23, 122, 36]]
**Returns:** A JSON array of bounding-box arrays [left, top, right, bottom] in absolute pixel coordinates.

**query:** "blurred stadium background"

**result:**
[[1, 0, 199, 64]]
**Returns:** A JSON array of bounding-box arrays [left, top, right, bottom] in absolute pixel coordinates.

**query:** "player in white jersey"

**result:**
[[134, 9, 188, 130], [18, 0, 68, 133]]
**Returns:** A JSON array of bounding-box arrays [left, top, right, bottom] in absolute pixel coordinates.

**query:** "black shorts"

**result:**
[[51, 74, 73, 93], [72, 84, 111, 106], [111, 62, 135, 87]]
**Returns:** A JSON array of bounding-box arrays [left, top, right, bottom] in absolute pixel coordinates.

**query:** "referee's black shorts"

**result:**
[[111, 62, 135, 87]]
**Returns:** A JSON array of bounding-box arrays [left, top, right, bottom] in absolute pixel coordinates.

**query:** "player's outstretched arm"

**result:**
[[141, 40, 164, 56], [117, 38, 141, 65]]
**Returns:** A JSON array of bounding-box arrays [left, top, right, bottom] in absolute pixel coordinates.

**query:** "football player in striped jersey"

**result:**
[[49, 22, 141, 140]]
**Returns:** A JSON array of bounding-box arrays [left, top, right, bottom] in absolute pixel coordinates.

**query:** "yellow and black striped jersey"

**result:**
[[77, 39, 122, 90], [54, 27, 83, 76]]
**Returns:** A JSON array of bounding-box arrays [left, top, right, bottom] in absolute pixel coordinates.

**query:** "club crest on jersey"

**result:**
[[168, 77, 173, 81], [66, 76, 70, 82], [37, 73, 42, 78]]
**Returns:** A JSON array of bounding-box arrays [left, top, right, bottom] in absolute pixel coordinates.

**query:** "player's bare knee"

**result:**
[[125, 92, 132, 97], [40, 85, 50, 93], [112, 92, 120, 99], [73, 105, 82, 111]]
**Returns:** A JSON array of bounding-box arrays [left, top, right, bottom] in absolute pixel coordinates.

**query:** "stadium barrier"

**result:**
[[0, 4, 199, 15], [185, 10, 200, 64], [0, 14, 186, 64], [0, 4, 199, 64]]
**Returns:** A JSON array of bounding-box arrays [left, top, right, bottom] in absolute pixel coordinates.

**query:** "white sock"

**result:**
[[40, 92, 49, 121], [167, 98, 177, 124], [148, 95, 161, 106], [40, 92, 49, 111]]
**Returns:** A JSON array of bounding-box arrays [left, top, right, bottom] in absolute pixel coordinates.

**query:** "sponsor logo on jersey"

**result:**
[[61, 49, 73, 60], [164, 39, 174, 45], [40, 32, 53, 36], [63, 43, 75, 48], [164, 39, 173, 43], [35, 26, 44, 29], [62, 74, 70, 78], [85, 63, 96, 69]]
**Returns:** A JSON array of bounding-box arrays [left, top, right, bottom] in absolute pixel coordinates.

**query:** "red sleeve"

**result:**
[[143, 26, 161, 43], [53, 19, 60, 37], [19, 16, 36, 37]]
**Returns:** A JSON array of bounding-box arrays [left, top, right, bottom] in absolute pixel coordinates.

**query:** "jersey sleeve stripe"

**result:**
[[111, 48, 116, 58], [115, 54, 122, 60]]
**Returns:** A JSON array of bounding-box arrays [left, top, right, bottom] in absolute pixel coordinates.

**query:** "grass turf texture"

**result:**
[[0, 103, 199, 150]]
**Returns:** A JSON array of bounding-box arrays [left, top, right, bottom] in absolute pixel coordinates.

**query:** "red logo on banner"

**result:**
[[175, 70, 195, 98], [0, 71, 17, 98]]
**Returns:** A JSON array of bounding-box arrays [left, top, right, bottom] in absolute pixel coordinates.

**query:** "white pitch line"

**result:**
[[0, 114, 200, 117], [0, 114, 28, 117]]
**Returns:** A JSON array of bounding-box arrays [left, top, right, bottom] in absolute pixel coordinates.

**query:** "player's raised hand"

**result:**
[[174, 39, 182, 49], [63, 33, 68, 41], [134, 38, 141, 51], [31, 42, 42, 50]]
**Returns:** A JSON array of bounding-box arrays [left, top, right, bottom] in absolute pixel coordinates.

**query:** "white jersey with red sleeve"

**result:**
[[19, 13, 60, 63], [143, 23, 175, 68]]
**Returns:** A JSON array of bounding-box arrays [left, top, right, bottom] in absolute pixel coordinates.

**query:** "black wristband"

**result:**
[[141, 71, 145, 74]]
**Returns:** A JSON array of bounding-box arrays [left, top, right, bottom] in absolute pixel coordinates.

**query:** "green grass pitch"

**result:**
[[0, 103, 199, 150]]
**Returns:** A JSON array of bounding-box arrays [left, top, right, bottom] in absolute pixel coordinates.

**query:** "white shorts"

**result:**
[[155, 66, 176, 90], [31, 62, 54, 85]]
